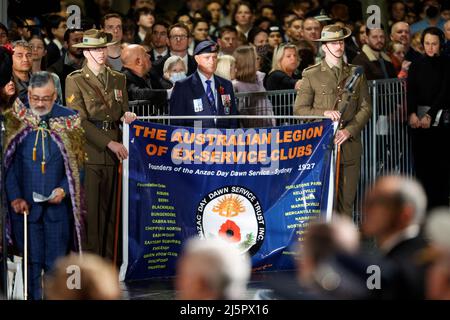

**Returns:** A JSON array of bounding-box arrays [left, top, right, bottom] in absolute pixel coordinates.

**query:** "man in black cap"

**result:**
[[169, 40, 238, 128]]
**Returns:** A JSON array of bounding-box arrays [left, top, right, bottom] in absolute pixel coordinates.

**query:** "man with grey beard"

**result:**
[[4, 71, 85, 299]]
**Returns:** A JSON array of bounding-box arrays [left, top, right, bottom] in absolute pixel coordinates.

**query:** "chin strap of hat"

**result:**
[[325, 43, 343, 60], [87, 49, 104, 67]]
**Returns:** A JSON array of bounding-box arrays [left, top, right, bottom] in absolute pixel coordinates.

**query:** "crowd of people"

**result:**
[[0, 0, 449, 300]]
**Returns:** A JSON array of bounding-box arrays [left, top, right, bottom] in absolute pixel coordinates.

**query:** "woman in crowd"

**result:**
[[387, 41, 411, 78], [0, 79, 17, 111], [0, 23, 9, 45], [215, 55, 236, 81], [267, 26, 283, 50], [354, 21, 367, 49], [264, 43, 302, 125], [29, 35, 47, 73], [233, 2, 254, 38], [162, 55, 187, 97], [407, 27, 450, 210], [247, 27, 269, 48], [28, 35, 63, 104], [192, 19, 210, 49], [232, 46, 274, 128], [264, 43, 301, 91]]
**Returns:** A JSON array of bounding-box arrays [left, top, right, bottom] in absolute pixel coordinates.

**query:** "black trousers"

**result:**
[[411, 126, 450, 209]]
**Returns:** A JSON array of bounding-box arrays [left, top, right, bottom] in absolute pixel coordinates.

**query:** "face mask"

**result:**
[[170, 72, 187, 83]]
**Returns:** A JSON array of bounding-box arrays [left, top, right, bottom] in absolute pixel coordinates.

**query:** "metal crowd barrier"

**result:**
[[128, 79, 412, 224]]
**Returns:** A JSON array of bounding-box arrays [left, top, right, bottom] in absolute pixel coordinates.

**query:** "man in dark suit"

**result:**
[[352, 25, 397, 80], [362, 175, 431, 299], [47, 29, 85, 102], [150, 23, 198, 86], [148, 20, 169, 63], [169, 40, 239, 128], [4, 72, 85, 299], [121, 44, 167, 113], [46, 16, 67, 67]]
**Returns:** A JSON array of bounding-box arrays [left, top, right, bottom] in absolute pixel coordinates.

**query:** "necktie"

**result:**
[[332, 66, 340, 80], [98, 72, 105, 87], [205, 80, 216, 111]]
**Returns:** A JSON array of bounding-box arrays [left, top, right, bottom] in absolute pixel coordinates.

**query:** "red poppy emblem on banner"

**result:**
[[219, 219, 241, 242]]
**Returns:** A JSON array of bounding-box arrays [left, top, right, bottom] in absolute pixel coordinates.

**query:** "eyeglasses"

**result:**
[[170, 35, 188, 41], [29, 94, 55, 103]]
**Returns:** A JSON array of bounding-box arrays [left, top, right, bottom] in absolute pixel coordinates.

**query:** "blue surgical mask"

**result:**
[[170, 72, 187, 83]]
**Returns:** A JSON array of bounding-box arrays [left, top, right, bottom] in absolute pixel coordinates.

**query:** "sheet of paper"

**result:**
[[32, 190, 57, 203]]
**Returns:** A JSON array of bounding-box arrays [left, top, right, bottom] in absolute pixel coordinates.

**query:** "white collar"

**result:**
[[380, 224, 421, 254], [53, 38, 63, 51], [153, 48, 168, 57], [197, 70, 214, 82]]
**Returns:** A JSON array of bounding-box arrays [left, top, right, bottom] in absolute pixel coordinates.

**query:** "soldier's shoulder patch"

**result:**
[[67, 69, 82, 77], [303, 62, 321, 73], [346, 63, 359, 69], [110, 68, 125, 79], [67, 94, 76, 104]]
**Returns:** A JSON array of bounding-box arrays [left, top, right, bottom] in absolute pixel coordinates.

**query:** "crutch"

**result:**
[[23, 210, 28, 300]]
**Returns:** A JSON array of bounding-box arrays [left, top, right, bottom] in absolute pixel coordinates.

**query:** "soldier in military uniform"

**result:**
[[294, 24, 372, 218], [65, 29, 137, 259]]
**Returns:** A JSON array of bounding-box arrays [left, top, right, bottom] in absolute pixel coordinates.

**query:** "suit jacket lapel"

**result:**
[[214, 76, 223, 115]]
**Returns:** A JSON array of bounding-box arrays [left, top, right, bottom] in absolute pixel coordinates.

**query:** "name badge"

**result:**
[[114, 89, 123, 102], [193, 98, 203, 112]]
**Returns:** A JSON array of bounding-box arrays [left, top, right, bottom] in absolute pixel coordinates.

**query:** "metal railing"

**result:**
[[128, 79, 412, 224]]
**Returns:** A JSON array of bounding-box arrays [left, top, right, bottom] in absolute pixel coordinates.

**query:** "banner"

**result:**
[[120, 120, 335, 281]]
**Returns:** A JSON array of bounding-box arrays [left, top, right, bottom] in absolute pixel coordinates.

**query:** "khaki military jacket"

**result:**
[[294, 60, 372, 162], [65, 65, 129, 165]]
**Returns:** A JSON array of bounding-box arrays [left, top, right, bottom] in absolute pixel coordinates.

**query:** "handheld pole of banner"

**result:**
[[113, 162, 122, 267], [23, 210, 27, 300], [332, 67, 363, 213], [119, 123, 129, 282]]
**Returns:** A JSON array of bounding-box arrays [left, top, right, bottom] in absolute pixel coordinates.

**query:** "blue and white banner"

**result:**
[[120, 120, 335, 281]]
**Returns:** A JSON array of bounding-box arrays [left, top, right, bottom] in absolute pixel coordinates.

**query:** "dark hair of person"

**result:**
[[168, 23, 191, 37], [101, 13, 123, 28], [218, 25, 238, 39], [134, 7, 154, 23], [232, 1, 254, 25], [247, 27, 268, 45], [63, 28, 84, 43], [420, 26, 445, 51], [193, 18, 210, 31]]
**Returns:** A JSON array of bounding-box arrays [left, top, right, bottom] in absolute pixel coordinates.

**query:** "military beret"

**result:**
[[194, 40, 219, 56], [0, 46, 13, 88]]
